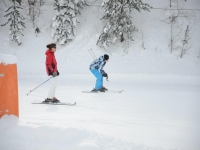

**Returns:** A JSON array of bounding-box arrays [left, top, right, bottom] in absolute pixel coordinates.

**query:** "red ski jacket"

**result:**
[[45, 50, 58, 76]]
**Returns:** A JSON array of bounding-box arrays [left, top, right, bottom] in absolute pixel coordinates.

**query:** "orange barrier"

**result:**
[[0, 54, 18, 118]]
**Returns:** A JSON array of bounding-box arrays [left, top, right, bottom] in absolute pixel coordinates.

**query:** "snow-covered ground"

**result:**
[[0, 74, 200, 150], [0, 0, 200, 150]]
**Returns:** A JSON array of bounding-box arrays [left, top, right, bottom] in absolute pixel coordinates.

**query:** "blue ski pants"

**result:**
[[90, 69, 103, 90]]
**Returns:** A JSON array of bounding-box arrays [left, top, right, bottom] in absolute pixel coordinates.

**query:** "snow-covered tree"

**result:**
[[51, 0, 87, 45], [162, 0, 196, 56], [1, 0, 26, 45], [27, 0, 44, 28], [97, 0, 152, 50]]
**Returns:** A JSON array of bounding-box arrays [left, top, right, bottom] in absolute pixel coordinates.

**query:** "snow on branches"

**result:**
[[51, 0, 87, 45], [1, 0, 26, 45], [97, 0, 152, 50]]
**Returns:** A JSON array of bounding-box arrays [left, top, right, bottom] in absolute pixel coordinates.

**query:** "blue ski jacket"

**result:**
[[89, 55, 106, 74]]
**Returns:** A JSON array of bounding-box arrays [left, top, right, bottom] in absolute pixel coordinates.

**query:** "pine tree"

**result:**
[[97, 0, 151, 50], [51, 0, 87, 45], [1, 0, 26, 45], [27, 0, 44, 28]]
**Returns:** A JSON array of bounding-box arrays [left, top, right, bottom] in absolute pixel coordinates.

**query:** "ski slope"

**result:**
[[0, 74, 200, 150], [0, 0, 200, 149]]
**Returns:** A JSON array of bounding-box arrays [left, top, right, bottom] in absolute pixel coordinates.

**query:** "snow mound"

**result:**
[[0, 53, 17, 65], [78, 140, 100, 150], [0, 115, 161, 150]]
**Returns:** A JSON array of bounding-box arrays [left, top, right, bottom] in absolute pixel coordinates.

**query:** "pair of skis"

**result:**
[[32, 89, 123, 106], [32, 101, 76, 106]]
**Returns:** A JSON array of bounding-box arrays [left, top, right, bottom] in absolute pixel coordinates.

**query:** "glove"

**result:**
[[102, 73, 108, 78], [52, 72, 57, 77]]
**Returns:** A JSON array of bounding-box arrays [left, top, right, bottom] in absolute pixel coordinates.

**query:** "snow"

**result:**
[[1, 74, 200, 150], [0, 0, 200, 150], [0, 53, 17, 65]]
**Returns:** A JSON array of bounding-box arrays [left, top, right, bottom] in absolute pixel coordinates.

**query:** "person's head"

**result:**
[[46, 43, 56, 52], [104, 54, 109, 62]]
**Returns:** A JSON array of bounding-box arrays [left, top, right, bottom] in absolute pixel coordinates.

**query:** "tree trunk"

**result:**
[[120, 0, 124, 42], [121, 33, 124, 42], [170, 23, 173, 53], [28, 0, 31, 15]]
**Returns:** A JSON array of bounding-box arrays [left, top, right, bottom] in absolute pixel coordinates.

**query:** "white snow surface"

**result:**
[[0, 0, 200, 150], [0, 53, 17, 65]]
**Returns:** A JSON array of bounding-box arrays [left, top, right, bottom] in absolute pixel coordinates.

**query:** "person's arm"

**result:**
[[52, 56, 57, 72], [99, 61, 106, 74], [46, 54, 53, 73]]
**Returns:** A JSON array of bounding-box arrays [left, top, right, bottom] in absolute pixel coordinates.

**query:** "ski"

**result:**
[[32, 102, 76, 106], [82, 90, 124, 93], [108, 90, 124, 93]]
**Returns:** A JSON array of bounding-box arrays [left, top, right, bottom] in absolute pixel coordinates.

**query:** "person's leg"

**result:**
[[90, 69, 103, 90], [95, 71, 103, 89], [47, 76, 57, 99]]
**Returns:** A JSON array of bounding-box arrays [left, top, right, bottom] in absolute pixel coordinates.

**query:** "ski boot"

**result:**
[[98, 87, 105, 92], [52, 97, 60, 103], [91, 89, 98, 92], [102, 86, 108, 91], [43, 98, 52, 103]]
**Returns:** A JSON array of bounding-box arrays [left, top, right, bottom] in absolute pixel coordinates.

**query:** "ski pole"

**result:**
[[88, 49, 95, 59], [90, 49, 97, 59], [27, 76, 53, 96], [88, 49, 97, 59]]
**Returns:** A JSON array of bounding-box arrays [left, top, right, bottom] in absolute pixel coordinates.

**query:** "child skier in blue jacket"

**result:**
[[89, 54, 109, 92]]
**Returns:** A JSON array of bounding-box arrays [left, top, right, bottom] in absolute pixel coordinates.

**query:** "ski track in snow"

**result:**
[[1, 75, 198, 150]]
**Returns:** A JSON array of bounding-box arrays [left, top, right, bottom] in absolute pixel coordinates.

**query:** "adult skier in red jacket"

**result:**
[[43, 43, 60, 103]]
